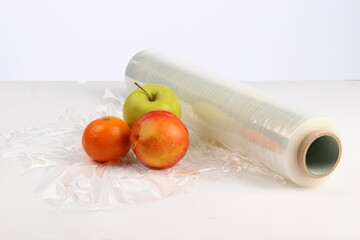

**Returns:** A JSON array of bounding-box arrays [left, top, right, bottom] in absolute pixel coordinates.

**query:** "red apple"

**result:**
[[130, 110, 189, 169]]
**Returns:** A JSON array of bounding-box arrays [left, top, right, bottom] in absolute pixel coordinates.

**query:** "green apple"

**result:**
[[123, 83, 181, 128]]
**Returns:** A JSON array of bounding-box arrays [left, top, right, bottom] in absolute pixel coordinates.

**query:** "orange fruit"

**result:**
[[82, 116, 131, 162]]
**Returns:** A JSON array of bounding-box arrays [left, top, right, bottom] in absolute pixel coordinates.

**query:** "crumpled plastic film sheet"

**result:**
[[1, 89, 284, 209]]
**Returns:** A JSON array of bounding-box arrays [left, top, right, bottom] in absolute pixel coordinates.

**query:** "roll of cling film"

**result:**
[[125, 49, 342, 186]]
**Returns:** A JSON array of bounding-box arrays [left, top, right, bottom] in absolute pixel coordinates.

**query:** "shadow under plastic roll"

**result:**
[[124, 49, 342, 187]]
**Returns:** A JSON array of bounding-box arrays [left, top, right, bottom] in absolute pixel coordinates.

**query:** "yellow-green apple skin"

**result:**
[[129, 110, 189, 169], [123, 84, 181, 128]]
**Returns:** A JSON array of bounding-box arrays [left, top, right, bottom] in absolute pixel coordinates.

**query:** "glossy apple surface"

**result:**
[[130, 110, 189, 169], [123, 84, 181, 128]]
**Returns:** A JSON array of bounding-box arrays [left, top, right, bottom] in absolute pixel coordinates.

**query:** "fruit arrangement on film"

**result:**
[[82, 83, 189, 169]]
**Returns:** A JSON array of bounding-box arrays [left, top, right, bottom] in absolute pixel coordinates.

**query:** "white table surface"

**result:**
[[0, 80, 359, 240]]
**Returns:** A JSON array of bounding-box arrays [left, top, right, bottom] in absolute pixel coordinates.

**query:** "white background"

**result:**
[[1, 0, 360, 81]]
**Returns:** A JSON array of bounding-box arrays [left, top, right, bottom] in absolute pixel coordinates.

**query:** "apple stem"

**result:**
[[134, 82, 154, 101]]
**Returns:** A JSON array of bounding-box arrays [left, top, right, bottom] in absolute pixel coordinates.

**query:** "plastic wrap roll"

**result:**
[[125, 49, 342, 186]]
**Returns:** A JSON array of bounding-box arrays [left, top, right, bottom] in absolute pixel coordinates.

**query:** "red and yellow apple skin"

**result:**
[[129, 110, 189, 169]]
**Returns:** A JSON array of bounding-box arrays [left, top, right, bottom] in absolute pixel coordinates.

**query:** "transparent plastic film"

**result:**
[[125, 49, 342, 186], [1, 89, 283, 209]]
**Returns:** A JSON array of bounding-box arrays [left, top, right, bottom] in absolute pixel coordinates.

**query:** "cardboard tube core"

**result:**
[[298, 131, 341, 178]]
